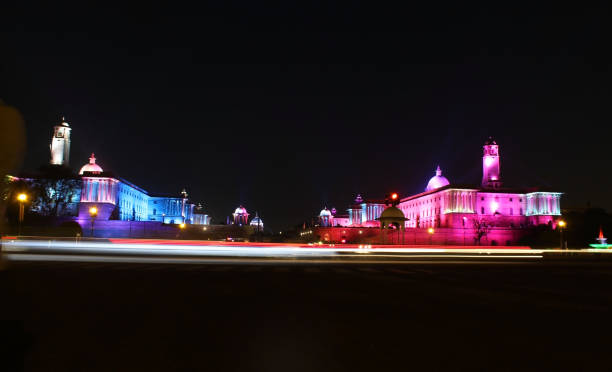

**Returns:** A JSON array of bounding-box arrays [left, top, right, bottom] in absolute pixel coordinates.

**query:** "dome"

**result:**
[[58, 116, 70, 127], [250, 216, 263, 228], [79, 153, 103, 175], [378, 206, 406, 220], [425, 166, 450, 192], [319, 207, 332, 217], [484, 137, 497, 145], [234, 206, 248, 215]]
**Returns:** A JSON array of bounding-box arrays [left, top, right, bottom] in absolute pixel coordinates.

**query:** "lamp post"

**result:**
[[558, 220, 566, 249], [89, 206, 98, 237], [17, 193, 27, 236], [428, 227, 435, 245]]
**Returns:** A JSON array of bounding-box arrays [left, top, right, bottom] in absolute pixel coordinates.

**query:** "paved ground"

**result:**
[[2, 256, 612, 371]]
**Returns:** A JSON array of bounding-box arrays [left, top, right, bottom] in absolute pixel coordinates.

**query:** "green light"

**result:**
[[589, 244, 612, 249]]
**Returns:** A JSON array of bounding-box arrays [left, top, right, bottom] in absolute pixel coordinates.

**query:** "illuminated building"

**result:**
[[50, 117, 71, 166], [78, 155, 200, 224], [311, 138, 563, 245], [250, 212, 264, 230], [193, 203, 212, 225], [232, 206, 249, 226], [13, 118, 210, 226]]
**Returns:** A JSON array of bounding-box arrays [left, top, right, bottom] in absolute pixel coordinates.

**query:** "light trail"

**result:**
[[0, 238, 548, 266]]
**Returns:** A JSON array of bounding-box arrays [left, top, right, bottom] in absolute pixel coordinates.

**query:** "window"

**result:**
[[510, 208, 513, 215], [481, 197, 484, 201], [481, 207, 484, 214], [520, 208, 523, 215], [519, 198, 522, 202], [509, 198, 513, 202]]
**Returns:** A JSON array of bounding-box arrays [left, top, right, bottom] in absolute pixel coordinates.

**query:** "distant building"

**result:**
[[12, 118, 211, 226], [232, 206, 249, 226], [250, 212, 264, 231], [310, 138, 563, 245]]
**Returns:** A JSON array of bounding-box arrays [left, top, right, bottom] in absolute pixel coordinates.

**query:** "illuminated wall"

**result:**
[[193, 213, 211, 225], [81, 177, 119, 204], [117, 182, 149, 221], [525, 192, 562, 216], [148, 196, 194, 224]]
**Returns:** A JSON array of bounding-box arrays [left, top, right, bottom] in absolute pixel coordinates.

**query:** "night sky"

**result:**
[[2, 2, 611, 230]]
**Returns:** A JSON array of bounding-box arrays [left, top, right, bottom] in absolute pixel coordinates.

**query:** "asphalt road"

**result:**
[[2, 249, 612, 371]]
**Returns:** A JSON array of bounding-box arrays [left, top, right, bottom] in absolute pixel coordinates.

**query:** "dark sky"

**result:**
[[2, 2, 611, 230]]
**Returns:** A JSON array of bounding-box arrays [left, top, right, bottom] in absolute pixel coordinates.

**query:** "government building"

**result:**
[[312, 138, 562, 245], [11, 117, 210, 227]]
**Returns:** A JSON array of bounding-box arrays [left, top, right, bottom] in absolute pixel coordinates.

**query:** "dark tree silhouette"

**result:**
[[473, 218, 490, 245]]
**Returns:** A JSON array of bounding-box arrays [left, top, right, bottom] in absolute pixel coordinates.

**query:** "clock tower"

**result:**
[[482, 137, 501, 188], [50, 117, 71, 166]]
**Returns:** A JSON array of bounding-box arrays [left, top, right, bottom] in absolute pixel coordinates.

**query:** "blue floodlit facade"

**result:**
[[75, 154, 202, 224]]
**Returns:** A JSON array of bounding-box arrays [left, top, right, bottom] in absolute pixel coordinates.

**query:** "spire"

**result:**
[[436, 165, 442, 176], [355, 194, 363, 203], [89, 153, 96, 164], [181, 188, 188, 198]]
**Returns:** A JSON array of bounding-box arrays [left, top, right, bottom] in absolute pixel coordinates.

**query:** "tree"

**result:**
[[6, 165, 83, 218], [473, 218, 490, 245]]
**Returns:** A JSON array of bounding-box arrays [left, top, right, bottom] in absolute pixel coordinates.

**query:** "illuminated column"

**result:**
[[482, 137, 501, 188]]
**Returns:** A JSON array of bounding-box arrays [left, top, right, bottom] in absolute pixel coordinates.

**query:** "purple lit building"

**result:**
[[314, 138, 562, 245]]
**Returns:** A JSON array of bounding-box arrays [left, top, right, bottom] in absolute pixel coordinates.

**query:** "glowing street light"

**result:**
[[558, 220, 566, 249], [428, 227, 434, 245], [89, 206, 98, 237], [179, 223, 186, 229], [17, 193, 27, 236]]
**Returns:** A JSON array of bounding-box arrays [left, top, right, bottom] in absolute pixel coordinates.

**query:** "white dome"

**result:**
[[79, 153, 103, 175], [320, 208, 332, 217], [250, 217, 263, 227], [234, 206, 248, 215], [425, 166, 450, 191]]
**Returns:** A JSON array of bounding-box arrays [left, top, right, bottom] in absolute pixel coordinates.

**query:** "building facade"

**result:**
[[15, 118, 210, 226], [311, 138, 562, 244]]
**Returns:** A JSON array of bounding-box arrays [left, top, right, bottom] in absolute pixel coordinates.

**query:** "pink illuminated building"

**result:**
[[314, 138, 562, 245]]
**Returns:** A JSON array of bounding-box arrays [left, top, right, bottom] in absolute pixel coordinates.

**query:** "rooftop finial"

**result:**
[[89, 153, 96, 164], [436, 165, 442, 176]]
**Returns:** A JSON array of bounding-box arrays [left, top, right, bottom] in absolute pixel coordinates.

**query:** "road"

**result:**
[[2, 239, 612, 371]]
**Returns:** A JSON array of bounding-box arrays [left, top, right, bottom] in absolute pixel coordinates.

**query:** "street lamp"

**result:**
[[558, 220, 566, 249], [17, 193, 27, 236], [89, 206, 98, 237], [428, 227, 435, 245]]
